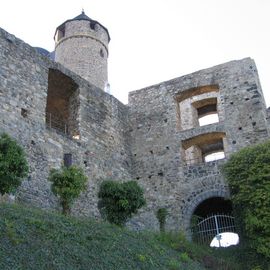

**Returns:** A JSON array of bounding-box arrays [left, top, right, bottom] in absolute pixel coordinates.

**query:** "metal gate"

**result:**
[[191, 214, 237, 246]]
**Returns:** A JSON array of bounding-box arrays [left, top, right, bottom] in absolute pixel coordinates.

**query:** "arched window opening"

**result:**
[[46, 69, 80, 138], [182, 132, 226, 165], [175, 86, 219, 130]]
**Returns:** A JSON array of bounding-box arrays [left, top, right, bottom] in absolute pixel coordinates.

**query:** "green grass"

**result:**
[[0, 203, 204, 270], [0, 203, 254, 270]]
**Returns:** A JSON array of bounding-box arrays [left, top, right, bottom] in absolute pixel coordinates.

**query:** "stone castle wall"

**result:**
[[127, 58, 269, 230], [0, 27, 131, 218], [0, 27, 269, 232]]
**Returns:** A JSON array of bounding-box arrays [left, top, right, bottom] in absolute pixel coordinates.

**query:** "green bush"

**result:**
[[98, 180, 146, 226], [156, 207, 168, 232], [0, 133, 28, 195], [223, 140, 270, 260], [48, 166, 87, 215]]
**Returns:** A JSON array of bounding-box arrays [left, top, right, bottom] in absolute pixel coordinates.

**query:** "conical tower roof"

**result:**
[[54, 11, 110, 41]]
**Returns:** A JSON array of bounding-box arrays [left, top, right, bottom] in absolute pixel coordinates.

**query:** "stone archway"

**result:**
[[182, 188, 230, 238]]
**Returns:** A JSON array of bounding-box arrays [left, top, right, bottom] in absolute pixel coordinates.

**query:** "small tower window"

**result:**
[[56, 28, 65, 42], [100, 48, 104, 58], [90, 22, 95, 30]]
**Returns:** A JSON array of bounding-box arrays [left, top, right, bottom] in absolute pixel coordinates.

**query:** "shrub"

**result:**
[[156, 207, 168, 232], [0, 133, 28, 195], [223, 140, 270, 260], [48, 166, 87, 215], [179, 252, 190, 263], [98, 180, 146, 226]]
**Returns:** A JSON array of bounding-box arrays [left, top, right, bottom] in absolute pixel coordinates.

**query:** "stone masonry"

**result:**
[[0, 12, 269, 233]]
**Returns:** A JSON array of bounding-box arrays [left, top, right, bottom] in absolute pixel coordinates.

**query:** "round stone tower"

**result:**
[[54, 11, 110, 90]]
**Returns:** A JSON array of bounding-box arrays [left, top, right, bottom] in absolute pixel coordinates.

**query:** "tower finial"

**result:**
[[82, 8, 85, 14]]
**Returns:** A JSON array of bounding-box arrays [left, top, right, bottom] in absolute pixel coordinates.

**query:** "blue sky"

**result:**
[[1, 0, 269, 105]]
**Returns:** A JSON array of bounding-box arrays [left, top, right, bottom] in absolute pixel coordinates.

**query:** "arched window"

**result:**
[[175, 85, 220, 130], [182, 132, 226, 165]]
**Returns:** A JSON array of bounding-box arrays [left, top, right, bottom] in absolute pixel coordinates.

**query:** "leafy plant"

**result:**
[[223, 140, 270, 261], [48, 166, 87, 215], [98, 180, 146, 226], [0, 133, 28, 195], [156, 207, 168, 232], [179, 252, 191, 263], [4, 219, 22, 245], [137, 254, 147, 262]]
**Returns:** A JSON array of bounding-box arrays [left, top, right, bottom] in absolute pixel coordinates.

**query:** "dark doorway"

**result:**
[[193, 197, 233, 218]]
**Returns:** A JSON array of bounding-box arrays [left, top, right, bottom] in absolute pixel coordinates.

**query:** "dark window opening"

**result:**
[[46, 69, 80, 139], [90, 22, 96, 30], [64, 153, 72, 168], [21, 108, 28, 118], [100, 48, 104, 58]]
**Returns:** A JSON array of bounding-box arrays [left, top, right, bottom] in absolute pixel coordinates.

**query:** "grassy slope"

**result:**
[[0, 203, 206, 270]]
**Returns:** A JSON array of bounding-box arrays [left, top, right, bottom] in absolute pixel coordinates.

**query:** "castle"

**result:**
[[0, 11, 269, 233]]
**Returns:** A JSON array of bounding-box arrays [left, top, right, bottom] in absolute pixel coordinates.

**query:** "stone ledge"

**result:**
[[178, 122, 225, 141]]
